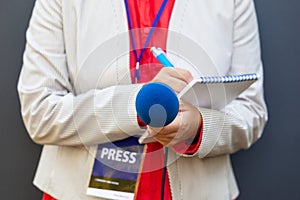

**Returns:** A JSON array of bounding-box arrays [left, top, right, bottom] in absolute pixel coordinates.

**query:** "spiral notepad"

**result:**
[[198, 73, 258, 84], [178, 73, 258, 110]]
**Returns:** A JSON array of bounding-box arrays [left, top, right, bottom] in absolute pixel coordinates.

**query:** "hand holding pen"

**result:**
[[150, 47, 193, 93]]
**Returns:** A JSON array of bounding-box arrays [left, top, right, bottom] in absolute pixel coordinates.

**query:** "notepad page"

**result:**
[[177, 74, 258, 110]]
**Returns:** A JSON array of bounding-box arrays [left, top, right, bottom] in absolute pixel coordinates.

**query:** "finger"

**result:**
[[153, 68, 192, 84], [153, 132, 178, 146], [147, 125, 177, 137], [148, 117, 181, 145], [154, 132, 186, 147], [164, 76, 188, 93], [147, 126, 164, 136], [170, 68, 193, 83]]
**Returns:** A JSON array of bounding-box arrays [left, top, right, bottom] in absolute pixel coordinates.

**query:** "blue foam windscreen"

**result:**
[[135, 82, 179, 127]]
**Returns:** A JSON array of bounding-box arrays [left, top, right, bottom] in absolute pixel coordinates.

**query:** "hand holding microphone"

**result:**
[[147, 100, 201, 147]]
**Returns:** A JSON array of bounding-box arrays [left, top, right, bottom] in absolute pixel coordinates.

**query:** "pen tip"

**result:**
[[150, 47, 156, 52]]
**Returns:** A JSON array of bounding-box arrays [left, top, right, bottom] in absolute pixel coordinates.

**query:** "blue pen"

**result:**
[[150, 47, 174, 67]]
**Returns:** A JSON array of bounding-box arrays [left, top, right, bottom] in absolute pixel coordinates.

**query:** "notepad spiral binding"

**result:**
[[199, 73, 258, 84]]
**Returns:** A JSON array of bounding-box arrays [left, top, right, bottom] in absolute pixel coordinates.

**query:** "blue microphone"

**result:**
[[136, 82, 179, 127], [135, 47, 179, 127]]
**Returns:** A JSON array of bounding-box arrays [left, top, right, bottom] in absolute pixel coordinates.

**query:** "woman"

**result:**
[[18, 0, 267, 199]]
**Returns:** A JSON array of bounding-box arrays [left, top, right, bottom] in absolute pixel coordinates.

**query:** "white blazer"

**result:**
[[18, 0, 268, 199]]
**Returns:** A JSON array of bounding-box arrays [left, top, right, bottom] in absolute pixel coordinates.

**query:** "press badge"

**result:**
[[87, 137, 146, 200]]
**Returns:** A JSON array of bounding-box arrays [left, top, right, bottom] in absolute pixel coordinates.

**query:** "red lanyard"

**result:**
[[124, 0, 169, 82]]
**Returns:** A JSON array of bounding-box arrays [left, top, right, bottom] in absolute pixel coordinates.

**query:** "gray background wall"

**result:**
[[0, 0, 299, 199]]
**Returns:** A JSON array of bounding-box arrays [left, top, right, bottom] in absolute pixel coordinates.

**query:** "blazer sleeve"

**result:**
[[180, 0, 268, 158], [17, 0, 144, 146]]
